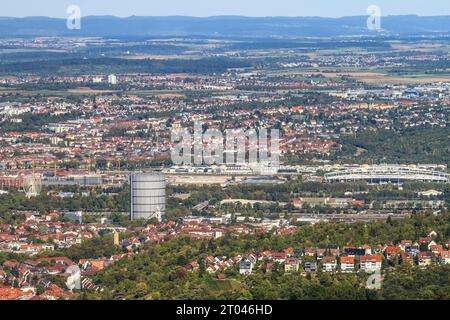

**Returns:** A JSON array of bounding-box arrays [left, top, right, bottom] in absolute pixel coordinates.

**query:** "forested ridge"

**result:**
[[338, 126, 450, 165]]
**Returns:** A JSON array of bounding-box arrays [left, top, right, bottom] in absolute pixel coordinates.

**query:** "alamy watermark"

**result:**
[[367, 5, 381, 31], [366, 269, 382, 290], [171, 122, 280, 167], [66, 5, 81, 30]]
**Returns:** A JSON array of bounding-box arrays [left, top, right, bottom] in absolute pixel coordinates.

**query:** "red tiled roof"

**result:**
[[340, 256, 355, 264], [360, 255, 382, 263], [322, 256, 336, 264], [0, 286, 33, 300]]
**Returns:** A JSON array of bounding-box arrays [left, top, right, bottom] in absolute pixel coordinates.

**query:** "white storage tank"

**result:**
[[130, 172, 166, 221]]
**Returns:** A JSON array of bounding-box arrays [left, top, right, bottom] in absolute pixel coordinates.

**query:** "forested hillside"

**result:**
[[78, 213, 450, 300]]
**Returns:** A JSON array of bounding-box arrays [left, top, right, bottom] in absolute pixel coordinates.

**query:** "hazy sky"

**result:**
[[1, 0, 450, 18]]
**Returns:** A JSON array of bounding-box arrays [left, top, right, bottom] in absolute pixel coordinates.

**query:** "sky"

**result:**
[[1, 0, 450, 18]]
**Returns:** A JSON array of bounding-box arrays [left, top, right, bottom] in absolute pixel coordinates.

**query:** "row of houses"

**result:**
[[233, 232, 450, 275], [239, 254, 383, 274]]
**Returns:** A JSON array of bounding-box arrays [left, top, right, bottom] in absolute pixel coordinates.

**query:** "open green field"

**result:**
[[207, 279, 241, 291]]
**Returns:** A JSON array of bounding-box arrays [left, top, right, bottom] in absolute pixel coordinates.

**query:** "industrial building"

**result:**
[[42, 174, 103, 186], [130, 172, 166, 221]]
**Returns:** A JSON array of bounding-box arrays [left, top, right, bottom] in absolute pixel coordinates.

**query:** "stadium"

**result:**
[[324, 165, 450, 184]]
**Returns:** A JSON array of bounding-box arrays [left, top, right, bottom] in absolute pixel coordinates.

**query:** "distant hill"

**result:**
[[0, 15, 449, 38]]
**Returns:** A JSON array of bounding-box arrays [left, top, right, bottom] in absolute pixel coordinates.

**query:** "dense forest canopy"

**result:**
[[337, 126, 450, 165]]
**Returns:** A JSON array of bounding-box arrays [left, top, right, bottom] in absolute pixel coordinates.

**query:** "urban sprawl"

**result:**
[[0, 32, 449, 300]]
